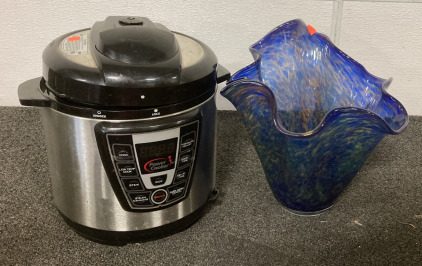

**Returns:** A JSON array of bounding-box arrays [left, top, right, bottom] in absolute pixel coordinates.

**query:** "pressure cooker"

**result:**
[[18, 16, 230, 245]]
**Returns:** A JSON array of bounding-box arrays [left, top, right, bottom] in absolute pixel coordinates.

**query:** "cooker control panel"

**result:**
[[103, 120, 199, 211]]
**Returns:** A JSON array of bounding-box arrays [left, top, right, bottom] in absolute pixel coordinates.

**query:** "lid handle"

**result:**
[[90, 16, 181, 88], [216, 64, 231, 84], [18, 77, 50, 107], [94, 16, 179, 64]]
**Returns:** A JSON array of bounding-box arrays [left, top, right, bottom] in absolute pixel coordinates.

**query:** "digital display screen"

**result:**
[[135, 138, 178, 174]]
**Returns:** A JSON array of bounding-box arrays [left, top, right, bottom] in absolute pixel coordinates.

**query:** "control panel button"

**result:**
[[151, 174, 167, 186], [175, 167, 190, 182], [117, 162, 138, 177], [167, 182, 187, 202], [180, 132, 195, 152], [178, 150, 193, 167], [122, 178, 143, 191], [151, 189, 168, 204], [129, 192, 152, 206], [112, 144, 134, 161]]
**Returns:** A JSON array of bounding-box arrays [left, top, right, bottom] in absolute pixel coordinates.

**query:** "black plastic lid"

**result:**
[[41, 16, 226, 108]]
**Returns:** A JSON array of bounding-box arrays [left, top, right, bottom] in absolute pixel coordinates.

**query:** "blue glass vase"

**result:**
[[221, 19, 408, 214]]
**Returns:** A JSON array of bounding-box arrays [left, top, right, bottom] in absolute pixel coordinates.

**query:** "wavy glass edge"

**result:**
[[225, 19, 409, 137], [222, 79, 408, 138]]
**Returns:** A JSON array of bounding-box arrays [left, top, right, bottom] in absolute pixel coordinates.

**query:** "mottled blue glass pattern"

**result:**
[[221, 19, 408, 214]]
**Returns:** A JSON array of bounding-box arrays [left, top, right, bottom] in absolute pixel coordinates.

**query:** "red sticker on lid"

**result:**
[[62, 33, 88, 55], [67, 36, 81, 42]]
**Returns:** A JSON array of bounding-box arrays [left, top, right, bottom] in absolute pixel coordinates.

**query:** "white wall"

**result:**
[[1, 0, 421, 115]]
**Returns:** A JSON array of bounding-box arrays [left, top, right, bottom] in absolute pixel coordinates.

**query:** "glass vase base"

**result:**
[[281, 204, 334, 216]]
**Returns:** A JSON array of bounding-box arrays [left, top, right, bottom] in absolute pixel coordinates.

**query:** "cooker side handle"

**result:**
[[18, 77, 51, 107], [216, 64, 231, 84]]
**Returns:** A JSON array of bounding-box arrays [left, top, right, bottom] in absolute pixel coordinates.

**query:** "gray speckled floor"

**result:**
[[1, 107, 421, 265]]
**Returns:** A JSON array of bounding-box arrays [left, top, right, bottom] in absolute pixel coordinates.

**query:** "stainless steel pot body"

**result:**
[[40, 96, 217, 232]]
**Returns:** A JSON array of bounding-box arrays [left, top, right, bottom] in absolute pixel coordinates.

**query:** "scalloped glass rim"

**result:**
[[223, 79, 407, 138], [225, 19, 409, 137]]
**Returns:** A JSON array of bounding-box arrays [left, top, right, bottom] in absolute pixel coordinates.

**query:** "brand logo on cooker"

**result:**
[[93, 111, 107, 118], [144, 156, 173, 172]]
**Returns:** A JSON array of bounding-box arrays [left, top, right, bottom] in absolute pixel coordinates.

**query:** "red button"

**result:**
[[151, 189, 168, 204]]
